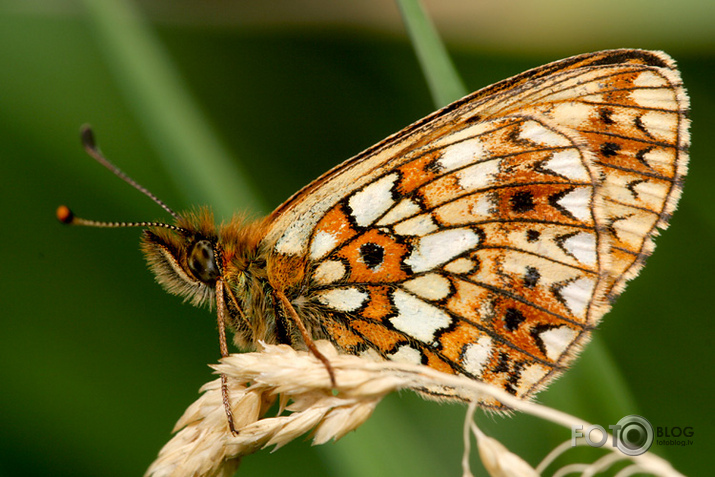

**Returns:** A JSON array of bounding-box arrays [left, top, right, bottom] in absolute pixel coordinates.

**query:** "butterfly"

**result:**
[[58, 49, 689, 430]]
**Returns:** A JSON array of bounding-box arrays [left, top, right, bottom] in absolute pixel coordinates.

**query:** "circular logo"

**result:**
[[615, 415, 653, 456]]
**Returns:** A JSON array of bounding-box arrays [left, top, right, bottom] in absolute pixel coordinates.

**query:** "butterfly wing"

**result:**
[[263, 49, 689, 403]]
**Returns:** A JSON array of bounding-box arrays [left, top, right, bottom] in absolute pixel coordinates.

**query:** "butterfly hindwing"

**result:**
[[263, 49, 689, 403]]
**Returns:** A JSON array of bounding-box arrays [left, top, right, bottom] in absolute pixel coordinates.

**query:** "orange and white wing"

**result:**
[[262, 49, 689, 403]]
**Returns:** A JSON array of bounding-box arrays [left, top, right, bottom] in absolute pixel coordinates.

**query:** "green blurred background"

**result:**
[[1, 1, 713, 476]]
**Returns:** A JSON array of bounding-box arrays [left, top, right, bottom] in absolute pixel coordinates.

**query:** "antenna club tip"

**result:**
[[80, 124, 96, 149], [56, 205, 75, 224]]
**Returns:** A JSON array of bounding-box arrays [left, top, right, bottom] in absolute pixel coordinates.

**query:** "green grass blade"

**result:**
[[397, 0, 467, 107], [79, 0, 265, 218]]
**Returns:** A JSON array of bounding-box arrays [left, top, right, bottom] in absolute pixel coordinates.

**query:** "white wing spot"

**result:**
[[405, 228, 480, 273], [310, 230, 339, 260], [633, 70, 669, 88], [348, 173, 398, 227], [312, 260, 346, 285], [515, 363, 550, 396], [629, 88, 676, 110], [539, 326, 578, 361], [316, 288, 368, 312], [359, 348, 381, 361], [558, 276, 596, 318], [462, 336, 493, 377], [438, 139, 486, 172], [376, 198, 421, 226], [640, 147, 674, 169], [610, 213, 657, 248], [444, 257, 476, 274], [393, 213, 439, 236], [469, 194, 494, 217], [455, 160, 500, 192], [433, 191, 495, 226], [520, 120, 571, 147], [639, 110, 677, 142], [402, 273, 451, 301], [632, 180, 669, 208], [390, 289, 452, 343], [561, 232, 597, 266], [389, 345, 422, 365], [549, 101, 595, 128], [555, 187, 592, 221], [542, 149, 590, 181]]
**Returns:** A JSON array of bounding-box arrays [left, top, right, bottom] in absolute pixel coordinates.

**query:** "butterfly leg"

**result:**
[[216, 279, 240, 436], [274, 289, 337, 388]]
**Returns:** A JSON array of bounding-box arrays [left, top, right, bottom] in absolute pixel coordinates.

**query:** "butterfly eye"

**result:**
[[188, 240, 219, 283]]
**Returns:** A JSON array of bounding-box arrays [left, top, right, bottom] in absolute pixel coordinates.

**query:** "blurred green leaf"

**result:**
[[397, 0, 467, 106]]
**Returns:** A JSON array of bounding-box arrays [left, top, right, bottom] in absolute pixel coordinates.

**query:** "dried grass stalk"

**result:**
[[146, 341, 684, 477]]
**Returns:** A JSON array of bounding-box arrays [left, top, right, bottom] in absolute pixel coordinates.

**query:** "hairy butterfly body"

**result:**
[[60, 49, 689, 415]]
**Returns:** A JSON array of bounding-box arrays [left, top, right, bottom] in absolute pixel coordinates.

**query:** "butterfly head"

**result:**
[[57, 126, 227, 308], [141, 208, 223, 308]]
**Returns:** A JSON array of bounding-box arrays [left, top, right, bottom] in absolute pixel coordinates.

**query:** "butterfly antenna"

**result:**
[[57, 125, 188, 234], [56, 204, 189, 233], [80, 125, 181, 220]]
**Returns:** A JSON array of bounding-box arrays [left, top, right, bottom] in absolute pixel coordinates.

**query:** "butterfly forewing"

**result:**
[[263, 49, 689, 404]]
